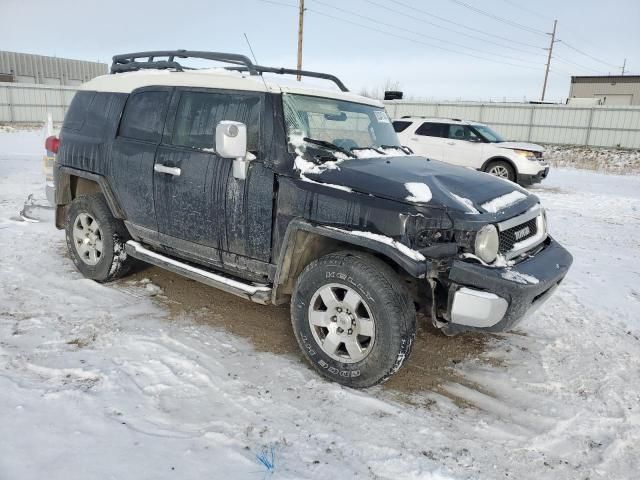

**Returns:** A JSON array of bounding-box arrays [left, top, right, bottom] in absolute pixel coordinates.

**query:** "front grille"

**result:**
[[499, 217, 538, 253]]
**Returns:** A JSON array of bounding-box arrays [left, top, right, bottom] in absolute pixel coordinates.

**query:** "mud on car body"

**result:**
[[52, 51, 572, 388]]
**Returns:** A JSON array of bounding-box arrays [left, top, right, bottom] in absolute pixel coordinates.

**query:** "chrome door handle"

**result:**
[[154, 164, 181, 176]]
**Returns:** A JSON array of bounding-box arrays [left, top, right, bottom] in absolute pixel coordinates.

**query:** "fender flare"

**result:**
[[54, 164, 125, 220], [271, 219, 429, 304]]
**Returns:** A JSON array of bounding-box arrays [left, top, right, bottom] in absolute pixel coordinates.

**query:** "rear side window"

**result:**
[[119, 91, 170, 143], [415, 122, 447, 137], [392, 120, 412, 133], [171, 91, 261, 151], [63, 91, 95, 132]]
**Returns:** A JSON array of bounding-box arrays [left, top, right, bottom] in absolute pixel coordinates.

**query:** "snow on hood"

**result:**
[[496, 141, 544, 153], [404, 182, 432, 203], [298, 154, 536, 214], [481, 190, 528, 213]]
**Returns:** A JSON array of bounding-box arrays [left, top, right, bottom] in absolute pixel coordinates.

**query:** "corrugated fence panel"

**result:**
[[0, 83, 78, 124], [384, 101, 640, 149], [2, 86, 640, 148]]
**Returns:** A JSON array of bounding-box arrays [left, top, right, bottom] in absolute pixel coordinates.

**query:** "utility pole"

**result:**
[[621, 58, 627, 75], [296, 0, 305, 81], [540, 19, 557, 102]]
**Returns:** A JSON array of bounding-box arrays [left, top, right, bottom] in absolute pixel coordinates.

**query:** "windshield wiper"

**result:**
[[303, 137, 356, 158]]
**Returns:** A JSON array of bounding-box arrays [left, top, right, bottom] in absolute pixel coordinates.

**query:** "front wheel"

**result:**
[[485, 160, 516, 182], [291, 251, 416, 388]]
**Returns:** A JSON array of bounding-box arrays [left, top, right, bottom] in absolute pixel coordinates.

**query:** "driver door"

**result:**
[[154, 88, 273, 262], [442, 125, 485, 168]]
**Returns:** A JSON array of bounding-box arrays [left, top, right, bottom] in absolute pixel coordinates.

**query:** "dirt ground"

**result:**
[[121, 263, 496, 401]]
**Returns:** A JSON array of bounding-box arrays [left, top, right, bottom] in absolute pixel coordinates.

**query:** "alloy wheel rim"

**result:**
[[308, 283, 376, 363], [72, 212, 104, 266], [490, 165, 510, 178]]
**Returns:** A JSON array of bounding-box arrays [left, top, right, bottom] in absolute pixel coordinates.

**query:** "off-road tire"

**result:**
[[485, 160, 516, 182], [291, 251, 417, 388], [65, 193, 133, 283]]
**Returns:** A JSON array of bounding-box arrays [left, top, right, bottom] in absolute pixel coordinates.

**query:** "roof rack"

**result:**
[[110, 50, 349, 92]]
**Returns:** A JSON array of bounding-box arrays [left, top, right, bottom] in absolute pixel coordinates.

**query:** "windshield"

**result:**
[[283, 93, 401, 152], [472, 124, 505, 143]]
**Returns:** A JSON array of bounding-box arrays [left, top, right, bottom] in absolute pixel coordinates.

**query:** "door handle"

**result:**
[[154, 164, 181, 176], [446, 141, 455, 145], [411, 137, 418, 141]]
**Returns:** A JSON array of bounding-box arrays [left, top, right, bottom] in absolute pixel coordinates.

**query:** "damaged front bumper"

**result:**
[[440, 236, 572, 334]]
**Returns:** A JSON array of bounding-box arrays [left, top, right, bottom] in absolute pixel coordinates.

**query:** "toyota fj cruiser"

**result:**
[[52, 50, 572, 388]]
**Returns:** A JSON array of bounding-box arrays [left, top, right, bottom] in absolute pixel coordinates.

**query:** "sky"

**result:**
[[2, 0, 639, 102]]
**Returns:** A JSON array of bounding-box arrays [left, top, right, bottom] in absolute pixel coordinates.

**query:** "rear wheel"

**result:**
[[485, 160, 516, 182], [65, 193, 134, 282], [291, 251, 416, 388]]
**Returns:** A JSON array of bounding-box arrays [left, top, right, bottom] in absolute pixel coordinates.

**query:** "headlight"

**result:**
[[475, 224, 499, 263], [513, 149, 536, 159]]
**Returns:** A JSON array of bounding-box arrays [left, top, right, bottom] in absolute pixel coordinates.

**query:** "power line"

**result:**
[[304, 7, 543, 71], [446, 0, 548, 36], [312, 0, 543, 66], [255, 0, 297, 8], [558, 40, 621, 70], [365, 0, 544, 56], [553, 54, 606, 75], [388, 0, 543, 50], [500, 0, 553, 21]]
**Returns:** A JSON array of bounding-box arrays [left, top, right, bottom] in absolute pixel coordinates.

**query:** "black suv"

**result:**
[[52, 51, 572, 388]]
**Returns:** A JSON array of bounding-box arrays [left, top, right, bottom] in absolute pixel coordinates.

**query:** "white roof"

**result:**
[[80, 68, 382, 107], [395, 116, 487, 127]]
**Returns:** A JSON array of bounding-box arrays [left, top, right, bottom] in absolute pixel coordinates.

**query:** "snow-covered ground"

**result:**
[[1, 130, 639, 479], [544, 144, 640, 174]]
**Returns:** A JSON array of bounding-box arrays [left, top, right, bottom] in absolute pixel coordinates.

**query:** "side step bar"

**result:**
[[125, 241, 272, 305]]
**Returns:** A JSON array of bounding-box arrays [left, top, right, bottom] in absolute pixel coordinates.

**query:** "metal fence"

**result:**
[[384, 101, 640, 149], [2, 83, 640, 149], [0, 83, 78, 124]]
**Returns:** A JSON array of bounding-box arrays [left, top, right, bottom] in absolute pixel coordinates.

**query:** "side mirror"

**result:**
[[216, 121, 249, 179]]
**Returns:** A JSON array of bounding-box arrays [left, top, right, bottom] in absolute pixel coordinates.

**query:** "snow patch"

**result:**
[[501, 269, 540, 285], [451, 193, 480, 214], [327, 227, 426, 261], [405, 182, 432, 203], [481, 190, 528, 213]]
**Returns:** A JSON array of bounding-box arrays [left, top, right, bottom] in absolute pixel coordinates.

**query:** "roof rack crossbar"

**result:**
[[110, 50, 349, 92], [226, 65, 349, 92], [111, 50, 258, 75]]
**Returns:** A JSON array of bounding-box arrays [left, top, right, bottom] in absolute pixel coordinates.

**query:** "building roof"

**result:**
[[79, 68, 383, 107], [571, 75, 640, 84]]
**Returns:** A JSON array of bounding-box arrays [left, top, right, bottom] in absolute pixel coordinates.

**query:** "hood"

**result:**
[[495, 141, 544, 153], [301, 155, 535, 215]]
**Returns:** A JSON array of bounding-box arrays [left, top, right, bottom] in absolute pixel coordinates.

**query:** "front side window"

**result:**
[[448, 125, 481, 142], [119, 91, 169, 142], [283, 93, 400, 152], [471, 124, 505, 143], [172, 91, 261, 151]]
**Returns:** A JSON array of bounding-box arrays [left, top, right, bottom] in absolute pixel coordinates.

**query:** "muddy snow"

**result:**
[[1, 129, 639, 479]]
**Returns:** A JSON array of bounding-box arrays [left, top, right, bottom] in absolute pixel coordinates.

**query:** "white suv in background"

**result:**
[[393, 117, 549, 186]]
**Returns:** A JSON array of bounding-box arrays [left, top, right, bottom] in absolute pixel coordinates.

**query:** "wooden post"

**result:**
[[541, 19, 557, 102], [296, 0, 305, 81]]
